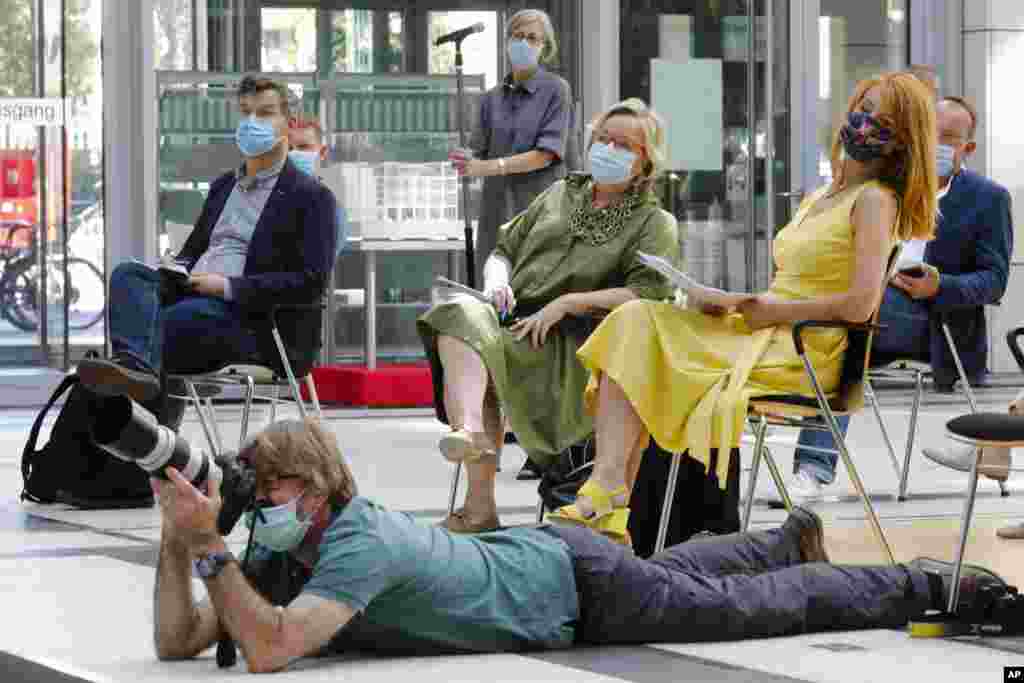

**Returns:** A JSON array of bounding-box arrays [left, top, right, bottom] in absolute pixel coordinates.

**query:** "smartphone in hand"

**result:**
[[899, 265, 926, 278]]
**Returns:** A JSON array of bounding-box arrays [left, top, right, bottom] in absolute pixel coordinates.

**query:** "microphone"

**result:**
[[434, 22, 486, 46]]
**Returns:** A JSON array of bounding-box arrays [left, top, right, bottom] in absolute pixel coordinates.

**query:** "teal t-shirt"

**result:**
[[301, 497, 578, 654]]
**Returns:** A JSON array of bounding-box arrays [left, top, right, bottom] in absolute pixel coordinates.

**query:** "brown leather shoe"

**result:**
[[439, 430, 498, 464], [78, 357, 160, 403], [440, 508, 499, 534], [785, 505, 830, 564]]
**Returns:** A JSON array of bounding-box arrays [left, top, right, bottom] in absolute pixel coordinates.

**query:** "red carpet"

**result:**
[[303, 363, 435, 407]]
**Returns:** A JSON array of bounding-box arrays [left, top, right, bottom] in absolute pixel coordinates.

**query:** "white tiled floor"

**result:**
[[3, 386, 1024, 682]]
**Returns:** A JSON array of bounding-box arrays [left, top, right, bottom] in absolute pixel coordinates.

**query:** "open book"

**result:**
[[637, 251, 756, 308], [131, 258, 190, 285]]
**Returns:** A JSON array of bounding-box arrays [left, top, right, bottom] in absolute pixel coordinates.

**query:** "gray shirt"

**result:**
[[470, 69, 572, 283], [192, 157, 285, 298]]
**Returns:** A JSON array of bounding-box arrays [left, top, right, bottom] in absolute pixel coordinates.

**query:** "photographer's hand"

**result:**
[[163, 467, 224, 552]]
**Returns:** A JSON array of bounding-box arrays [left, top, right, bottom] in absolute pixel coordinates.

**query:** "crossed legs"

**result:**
[[437, 335, 505, 529]]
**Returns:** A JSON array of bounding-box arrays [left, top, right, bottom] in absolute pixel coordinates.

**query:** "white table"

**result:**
[[329, 238, 466, 369]]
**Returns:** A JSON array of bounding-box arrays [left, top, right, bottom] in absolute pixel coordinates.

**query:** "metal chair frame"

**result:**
[[866, 319, 1003, 500], [941, 326, 1024, 613], [166, 303, 325, 455]]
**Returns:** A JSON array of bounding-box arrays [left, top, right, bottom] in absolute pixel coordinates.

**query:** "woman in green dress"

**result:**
[[417, 98, 679, 533]]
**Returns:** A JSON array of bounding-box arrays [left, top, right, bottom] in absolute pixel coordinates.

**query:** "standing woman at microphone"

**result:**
[[450, 8, 573, 288]]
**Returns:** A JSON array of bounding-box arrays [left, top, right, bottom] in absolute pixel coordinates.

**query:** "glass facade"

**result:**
[[0, 0, 104, 368]]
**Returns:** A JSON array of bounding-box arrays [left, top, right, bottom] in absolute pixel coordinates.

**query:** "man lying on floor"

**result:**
[[153, 418, 1006, 674]]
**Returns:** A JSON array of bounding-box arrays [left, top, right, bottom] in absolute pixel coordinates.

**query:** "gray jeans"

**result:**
[[540, 522, 932, 644]]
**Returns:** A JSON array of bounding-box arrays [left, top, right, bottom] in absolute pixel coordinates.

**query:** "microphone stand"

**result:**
[[452, 37, 476, 288]]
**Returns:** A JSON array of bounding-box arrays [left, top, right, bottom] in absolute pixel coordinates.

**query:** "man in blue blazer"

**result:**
[[782, 95, 1014, 502], [79, 76, 338, 424]]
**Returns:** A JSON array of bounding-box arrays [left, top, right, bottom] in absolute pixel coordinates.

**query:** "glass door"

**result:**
[[619, 0, 790, 293], [0, 0, 105, 369]]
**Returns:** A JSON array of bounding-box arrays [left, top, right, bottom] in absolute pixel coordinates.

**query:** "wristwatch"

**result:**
[[193, 550, 236, 580]]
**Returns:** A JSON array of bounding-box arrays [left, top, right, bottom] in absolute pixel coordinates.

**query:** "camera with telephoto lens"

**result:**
[[90, 396, 257, 535]]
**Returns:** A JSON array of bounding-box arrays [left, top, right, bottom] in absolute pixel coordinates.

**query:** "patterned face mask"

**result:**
[[839, 110, 894, 163]]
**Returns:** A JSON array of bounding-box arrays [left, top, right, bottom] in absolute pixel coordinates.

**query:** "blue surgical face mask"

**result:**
[[936, 143, 957, 178], [289, 150, 319, 177], [243, 492, 314, 552], [507, 38, 541, 71], [589, 141, 637, 186], [236, 115, 281, 158]]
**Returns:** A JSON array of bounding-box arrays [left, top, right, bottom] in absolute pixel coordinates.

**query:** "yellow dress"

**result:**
[[577, 180, 893, 486]]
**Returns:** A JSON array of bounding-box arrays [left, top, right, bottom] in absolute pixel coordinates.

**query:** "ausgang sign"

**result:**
[[0, 98, 66, 126]]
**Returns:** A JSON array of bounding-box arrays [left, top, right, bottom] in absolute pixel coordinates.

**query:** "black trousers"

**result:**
[[629, 445, 741, 558], [541, 522, 932, 645]]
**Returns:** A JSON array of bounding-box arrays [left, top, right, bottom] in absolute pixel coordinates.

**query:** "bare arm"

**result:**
[[739, 185, 897, 329], [153, 535, 223, 661], [464, 150, 556, 178], [560, 288, 638, 316], [194, 538, 355, 674]]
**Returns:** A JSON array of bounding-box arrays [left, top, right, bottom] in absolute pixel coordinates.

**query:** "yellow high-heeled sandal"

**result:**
[[546, 480, 631, 545]]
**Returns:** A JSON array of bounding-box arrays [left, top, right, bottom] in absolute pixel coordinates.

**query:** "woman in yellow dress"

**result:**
[[548, 72, 939, 544]]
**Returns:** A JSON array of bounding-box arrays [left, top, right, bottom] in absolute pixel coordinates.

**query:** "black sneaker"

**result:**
[[783, 505, 830, 564], [907, 556, 1009, 612], [78, 356, 160, 403]]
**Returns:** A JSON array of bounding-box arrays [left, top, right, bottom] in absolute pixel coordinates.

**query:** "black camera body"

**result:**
[[90, 396, 256, 535]]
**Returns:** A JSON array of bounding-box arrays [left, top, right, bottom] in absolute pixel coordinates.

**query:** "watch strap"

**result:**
[[194, 550, 235, 579]]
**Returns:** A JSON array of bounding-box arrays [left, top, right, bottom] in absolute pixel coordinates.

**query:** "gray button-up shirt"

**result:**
[[469, 68, 573, 283], [192, 157, 285, 298]]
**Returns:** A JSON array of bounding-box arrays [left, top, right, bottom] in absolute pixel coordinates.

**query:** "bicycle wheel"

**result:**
[[3, 257, 106, 332], [0, 260, 38, 332], [63, 258, 105, 330]]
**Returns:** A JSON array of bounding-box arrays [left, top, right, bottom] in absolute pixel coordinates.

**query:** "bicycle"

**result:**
[[0, 220, 106, 333]]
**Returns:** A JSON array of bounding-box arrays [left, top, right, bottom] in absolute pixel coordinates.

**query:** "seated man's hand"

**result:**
[[187, 272, 228, 299], [890, 264, 940, 300]]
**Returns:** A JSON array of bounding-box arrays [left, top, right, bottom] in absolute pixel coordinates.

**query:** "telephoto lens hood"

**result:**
[[91, 396, 211, 485]]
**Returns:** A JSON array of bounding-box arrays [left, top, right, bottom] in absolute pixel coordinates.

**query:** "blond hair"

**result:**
[[830, 72, 938, 241], [241, 418, 357, 508], [589, 98, 667, 193], [507, 9, 558, 65]]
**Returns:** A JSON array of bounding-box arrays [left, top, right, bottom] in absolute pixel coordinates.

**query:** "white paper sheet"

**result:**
[[637, 251, 755, 308]]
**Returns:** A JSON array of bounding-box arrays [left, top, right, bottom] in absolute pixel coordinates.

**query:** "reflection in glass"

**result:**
[[154, 0, 194, 70], [816, 0, 908, 184], [330, 10, 404, 75], [261, 8, 316, 73], [428, 11, 499, 89]]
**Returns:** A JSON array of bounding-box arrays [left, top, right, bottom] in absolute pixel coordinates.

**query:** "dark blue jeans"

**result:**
[[794, 286, 930, 483], [109, 262, 261, 376], [541, 523, 931, 644]]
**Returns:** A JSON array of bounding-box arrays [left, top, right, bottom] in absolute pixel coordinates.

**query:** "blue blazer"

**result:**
[[923, 168, 1013, 385], [177, 158, 339, 374]]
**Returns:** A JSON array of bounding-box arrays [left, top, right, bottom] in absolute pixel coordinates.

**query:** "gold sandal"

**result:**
[[439, 430, 498, 464], [547, 480, 631, 546], [440, 508, 500, 534]]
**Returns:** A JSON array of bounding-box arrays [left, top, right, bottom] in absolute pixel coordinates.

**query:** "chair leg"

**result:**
[[203, 395, 224, 455], [447, 462, 462, 517], [742, 415, 769, 531], [654, 452, 683, 554], [536, 497, 546, 524], [270, 383, 279, 423], [239, 375, 255, 451], [866, 379, 902, 484], [802, 355, 895, 564], [831, 413, 896, 564], [304, 374, 324, 420], [897, 369, 924, 502], [948, 447, 983, 614], [186, 381, 219, 456]]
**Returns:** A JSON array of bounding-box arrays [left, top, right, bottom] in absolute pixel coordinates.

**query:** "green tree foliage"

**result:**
[[0, 0, 98, 98]]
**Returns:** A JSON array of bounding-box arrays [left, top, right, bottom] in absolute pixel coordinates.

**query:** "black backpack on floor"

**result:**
[[21, 373, 154, 509]]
